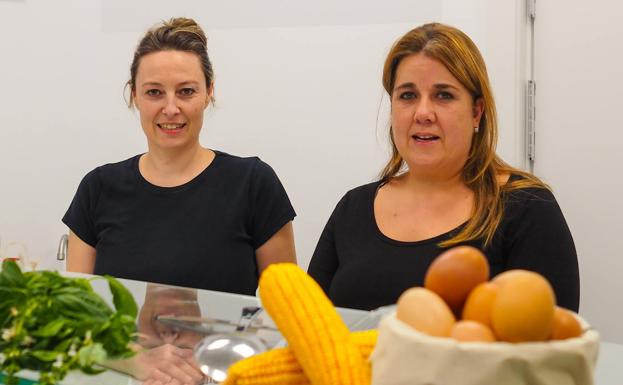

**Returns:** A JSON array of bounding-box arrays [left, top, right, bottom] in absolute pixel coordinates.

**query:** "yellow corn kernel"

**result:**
[[224, 330, 378, 385], [224, 347, 308, 385], [351, 329, 378, 357], [258, 263, 371, 385]]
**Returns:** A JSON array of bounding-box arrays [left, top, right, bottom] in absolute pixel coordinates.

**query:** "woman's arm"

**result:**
[[256, 221, 296, 274], [307, 209, 340, 295], [66, 230, 96, 273]]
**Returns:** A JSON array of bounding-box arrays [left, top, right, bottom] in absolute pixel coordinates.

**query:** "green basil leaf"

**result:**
[[80, 365, 106, 375], [32, 318, 67, 337], [104, 275, 138, 318], [1, 267, 137, 383], [57, 325, 76, 339], [62, 289, 112, 315], [54, 294, 110, 320], [0, 260, 25, 287], [53, 338, 74, 353], [0, 286, 21, 295], [31, 350, 61, 362]]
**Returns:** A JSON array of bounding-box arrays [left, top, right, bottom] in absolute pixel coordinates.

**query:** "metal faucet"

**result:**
[[57, 234, 68, 261]]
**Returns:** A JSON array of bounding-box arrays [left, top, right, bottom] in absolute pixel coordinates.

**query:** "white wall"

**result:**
[[0, 0, 525, 271], [534, 1, 623, 342], [2, 0, 620, 348]]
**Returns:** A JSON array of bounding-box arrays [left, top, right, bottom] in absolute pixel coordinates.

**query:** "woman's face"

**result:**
[[133, 50, 211, 152], [390, 53, 483, 178]]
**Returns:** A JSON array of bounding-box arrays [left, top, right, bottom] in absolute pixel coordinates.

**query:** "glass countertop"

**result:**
[[3, 272, 622, 385], [5, 272, 369, 385]]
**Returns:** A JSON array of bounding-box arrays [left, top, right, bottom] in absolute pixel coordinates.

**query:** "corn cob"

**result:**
[[254, 263, 370, 385], [223, 330, 377, 385], [223, 346, 308, 385]]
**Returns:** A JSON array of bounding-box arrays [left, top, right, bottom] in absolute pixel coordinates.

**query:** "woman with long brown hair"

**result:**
[[308, 23, 579, 312]]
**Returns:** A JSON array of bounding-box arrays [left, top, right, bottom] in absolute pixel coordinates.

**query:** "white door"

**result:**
[[534, 0, 623, 343]]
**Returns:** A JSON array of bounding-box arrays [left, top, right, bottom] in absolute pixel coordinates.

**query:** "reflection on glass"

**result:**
[[133, 284, 277, 382], [194, 332, 266, 381], [137, 284, 204, 349], [193, 306, 269, 381]]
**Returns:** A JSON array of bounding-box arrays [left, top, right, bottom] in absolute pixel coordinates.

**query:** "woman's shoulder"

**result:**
[[212, 150, 268, 172], [80, 155, 140, 184], [501, 174, 562, 224], [99, 154, 140, 171], [504, 173, 556, 201], [333, 181, 382, 209], [344, 180, 382, 198], [211, 150, 286, 188], [498, 174, 571, 246], [322, 181, 381, 225]]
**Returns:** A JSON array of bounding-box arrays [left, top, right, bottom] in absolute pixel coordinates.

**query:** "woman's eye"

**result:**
[[437, 91, 454, 100], [399, 91, 416, 100], [145, 89, 162, 97], [179, 88, 197, 96]]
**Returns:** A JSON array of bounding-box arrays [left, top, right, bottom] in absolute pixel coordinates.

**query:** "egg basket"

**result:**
[[371, 311, 600, 385]]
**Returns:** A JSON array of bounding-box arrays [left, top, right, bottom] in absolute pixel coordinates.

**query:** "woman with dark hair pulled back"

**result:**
[[62, 19, 296, 382]]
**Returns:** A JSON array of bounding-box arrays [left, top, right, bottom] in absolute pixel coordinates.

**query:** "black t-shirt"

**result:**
[[308, 176, 579, 311], [63, 151, 296, 295]]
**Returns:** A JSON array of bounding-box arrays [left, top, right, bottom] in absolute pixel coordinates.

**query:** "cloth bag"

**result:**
[[371, 312, 600, 385]]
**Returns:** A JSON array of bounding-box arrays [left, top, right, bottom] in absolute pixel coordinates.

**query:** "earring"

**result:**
[[474, 126, 479, 134]]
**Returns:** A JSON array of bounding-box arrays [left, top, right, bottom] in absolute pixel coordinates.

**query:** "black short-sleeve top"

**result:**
[[308, 175, 579, 311], [63, 151, 296, 295]]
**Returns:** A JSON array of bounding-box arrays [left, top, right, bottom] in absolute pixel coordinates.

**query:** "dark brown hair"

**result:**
[[380, 23, 547, 247], [126, 17, 214, 107]]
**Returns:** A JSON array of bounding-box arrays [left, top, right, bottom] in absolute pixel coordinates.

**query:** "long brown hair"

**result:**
[[380, 23, 547, 247], [126, 17, 214, 107]]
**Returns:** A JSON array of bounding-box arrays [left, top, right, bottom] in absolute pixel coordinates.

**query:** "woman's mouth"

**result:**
[[157, 123, 186, 135], [412, 134, 440, 142], [158, 123, 186, 130]]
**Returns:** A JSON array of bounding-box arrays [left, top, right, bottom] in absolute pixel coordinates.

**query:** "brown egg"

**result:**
[[396, 287, 456, 337], [462, 282, 499, 329], [424, 246, 490, 313], [450, 320, 497, 342], [491, 269, 530, 287], [491, 270, 556, 342], [550, 306, 583, 340]]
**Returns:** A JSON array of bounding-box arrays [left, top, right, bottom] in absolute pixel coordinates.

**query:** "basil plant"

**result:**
[[0, 260, 137, 385]]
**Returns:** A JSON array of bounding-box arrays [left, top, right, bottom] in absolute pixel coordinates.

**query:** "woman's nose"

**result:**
[[161, 96, 181, 116], [414, 97, 435, 124]]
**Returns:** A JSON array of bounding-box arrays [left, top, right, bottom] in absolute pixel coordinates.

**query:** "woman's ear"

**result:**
[[206, 82, 214, 108], [131, 89, 138, 109], [472, 97, 484, 127]]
